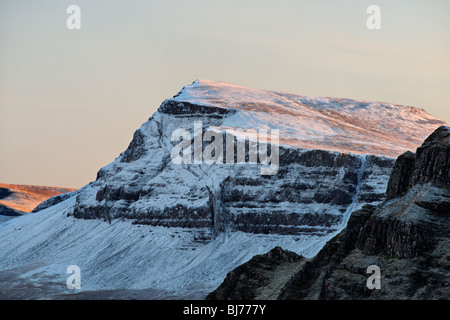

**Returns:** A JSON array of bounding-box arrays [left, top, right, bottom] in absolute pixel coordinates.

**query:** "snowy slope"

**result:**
[[0, 79, 447, 299], [0, 193, 328, 297]]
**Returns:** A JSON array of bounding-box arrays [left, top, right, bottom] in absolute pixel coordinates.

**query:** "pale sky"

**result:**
[[1, 0, 449, 188]]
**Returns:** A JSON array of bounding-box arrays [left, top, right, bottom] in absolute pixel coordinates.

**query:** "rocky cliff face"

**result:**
[[387, 125, 450, 199], [207, 126, 450, 300], [71, 136, 393, 238]]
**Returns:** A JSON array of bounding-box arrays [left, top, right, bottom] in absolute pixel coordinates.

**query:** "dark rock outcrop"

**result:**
[[0, 204, 24, 216], [385, 151, 416, 199], [206, 246, 303, 300], [0, 187, 13, 200], [32, 189, 79, 213], [158, 100, 235, 117], [387, 125, 450, 199]]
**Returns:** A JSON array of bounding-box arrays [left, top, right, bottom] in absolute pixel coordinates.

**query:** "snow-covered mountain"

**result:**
[[0, 79, 447, 299]]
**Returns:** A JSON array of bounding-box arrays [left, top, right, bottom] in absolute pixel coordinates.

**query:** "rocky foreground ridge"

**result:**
[[207, 126, 450, 300]]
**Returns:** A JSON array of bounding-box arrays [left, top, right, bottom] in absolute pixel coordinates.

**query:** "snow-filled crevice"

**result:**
[[341, 154, 367, 228]]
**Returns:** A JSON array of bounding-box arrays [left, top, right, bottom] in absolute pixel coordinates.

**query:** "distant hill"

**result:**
[[0, 183, 76, 217]]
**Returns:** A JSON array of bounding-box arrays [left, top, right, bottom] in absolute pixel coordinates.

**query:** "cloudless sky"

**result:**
[[1, 0, 449, 188]]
